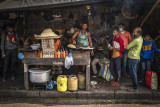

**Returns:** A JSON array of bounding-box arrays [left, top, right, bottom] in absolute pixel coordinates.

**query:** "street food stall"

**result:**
[[22, 28, 93, 91]]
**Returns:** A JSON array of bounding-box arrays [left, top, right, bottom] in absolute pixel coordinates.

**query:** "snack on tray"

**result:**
[[67, 44, 76, 48], [40, 28, 58, 37]]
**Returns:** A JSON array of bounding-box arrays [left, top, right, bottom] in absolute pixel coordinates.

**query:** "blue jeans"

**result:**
[[128, 58, 140, 89], [140, 59, 151, 81], [3, 49, 17, 78], [122, 49, 128, 74], [109, 57, 121, 82]]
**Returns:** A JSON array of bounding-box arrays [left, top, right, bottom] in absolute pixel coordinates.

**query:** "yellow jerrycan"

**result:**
[[78, 73, 86, 89], [68, 75, 78, 91], [57, 75, 67, 92]]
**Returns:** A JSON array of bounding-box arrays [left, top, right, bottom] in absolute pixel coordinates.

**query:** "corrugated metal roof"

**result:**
[[0, 0, 107, 11]]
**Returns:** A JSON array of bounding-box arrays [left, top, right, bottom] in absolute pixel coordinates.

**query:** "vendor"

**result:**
[[72, 22, 94, 56]]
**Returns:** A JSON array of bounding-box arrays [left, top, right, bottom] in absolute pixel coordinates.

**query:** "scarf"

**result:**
[[8, 32, 14, 40]]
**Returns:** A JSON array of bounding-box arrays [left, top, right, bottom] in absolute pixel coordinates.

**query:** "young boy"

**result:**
[[140, 34, 159, 82], [1, 24, 18, 82], [109, 27, 124, 86]]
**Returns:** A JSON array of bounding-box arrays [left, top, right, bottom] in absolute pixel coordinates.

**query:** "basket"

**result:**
[[43, 49, 54, 58], [41, 39, 55, 58], [41, 39, 55, 49]]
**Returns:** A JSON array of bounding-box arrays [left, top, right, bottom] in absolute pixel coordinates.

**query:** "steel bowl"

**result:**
[[31, 44, 40, 50]]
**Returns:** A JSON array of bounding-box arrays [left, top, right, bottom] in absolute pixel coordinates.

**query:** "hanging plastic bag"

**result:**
[[65, 53, 74, 69]]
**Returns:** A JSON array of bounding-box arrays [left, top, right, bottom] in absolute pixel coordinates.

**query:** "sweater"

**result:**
[[140, 39, 159, 59], [127, 36, 143, 59]]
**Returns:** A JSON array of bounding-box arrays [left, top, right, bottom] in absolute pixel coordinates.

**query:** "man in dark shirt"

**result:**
[[1, 24, 18, 82], [91, 37, 109, 76]]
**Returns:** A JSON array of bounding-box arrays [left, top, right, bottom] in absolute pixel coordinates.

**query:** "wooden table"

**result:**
[[22, 51, 91, 91]]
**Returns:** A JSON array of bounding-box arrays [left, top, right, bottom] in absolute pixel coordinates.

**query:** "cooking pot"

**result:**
[[28, 68, 51, 83]]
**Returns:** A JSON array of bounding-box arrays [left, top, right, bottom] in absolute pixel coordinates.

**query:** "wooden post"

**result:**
[[24, 63, 29, 90], [140, 0, 160, 27], [86, 64, 90, 91]]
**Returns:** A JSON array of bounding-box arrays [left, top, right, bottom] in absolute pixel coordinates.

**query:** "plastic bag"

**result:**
[[65, 53, 74, 69]]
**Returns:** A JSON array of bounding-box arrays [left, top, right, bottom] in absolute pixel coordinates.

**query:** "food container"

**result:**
[[31, 44, 40, 50], [68, 75, 78, 91], [57, 75, 67, 92], [78, 73, 86, 89], [28, 68, 51, 83]]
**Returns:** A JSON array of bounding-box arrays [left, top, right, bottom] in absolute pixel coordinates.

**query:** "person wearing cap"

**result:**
[[140, 34, 159, 83], [126, 27, 143, 92], [1, 24, 18, 82], [118, 23, 132, 77], [91, 37, 109, 76], [109, 27, 124, 86]]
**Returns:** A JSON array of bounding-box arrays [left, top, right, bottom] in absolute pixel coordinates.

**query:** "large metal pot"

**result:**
[[28, 68, 51, 83]]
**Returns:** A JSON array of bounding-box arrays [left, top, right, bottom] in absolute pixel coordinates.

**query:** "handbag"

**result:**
[[145, 71, 158, 90]]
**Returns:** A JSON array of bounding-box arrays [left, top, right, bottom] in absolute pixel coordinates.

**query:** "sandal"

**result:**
[[111, 82, 119, 87]]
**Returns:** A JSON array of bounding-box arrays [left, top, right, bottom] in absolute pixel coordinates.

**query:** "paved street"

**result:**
[[0, 104, 160, 107], [1, 98, 160, 107]]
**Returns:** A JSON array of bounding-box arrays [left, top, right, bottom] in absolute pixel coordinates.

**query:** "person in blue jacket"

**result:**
[[140, 34, 159, 82]]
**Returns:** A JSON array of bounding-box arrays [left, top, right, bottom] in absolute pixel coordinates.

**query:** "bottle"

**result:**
[[38, 50, 40, 58], [60, 49, 63, 58], [66, 51, 68, 57], [63, 50, 66, 58], [55, 51, 57, 58], [40, 50, 43, 58], [58, 50, 60, 58]]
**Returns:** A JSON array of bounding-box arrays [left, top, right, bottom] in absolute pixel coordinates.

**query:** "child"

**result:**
[[140, 34, 159, 82]]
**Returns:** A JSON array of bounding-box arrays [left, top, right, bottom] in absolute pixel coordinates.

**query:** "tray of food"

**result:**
[[67, 44, 94, 50]]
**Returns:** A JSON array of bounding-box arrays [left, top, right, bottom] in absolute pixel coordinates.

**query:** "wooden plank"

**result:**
[[86, 64, 90, 91], [73, 51, 90, 58], [22, 58, 90, 65], [24, 63, 29, 90], [24, 52, 38, 58]]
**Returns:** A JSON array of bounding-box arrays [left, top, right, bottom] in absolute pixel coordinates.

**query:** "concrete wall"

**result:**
[[1, 4, 159, 42], [22, 5, 130, 42]]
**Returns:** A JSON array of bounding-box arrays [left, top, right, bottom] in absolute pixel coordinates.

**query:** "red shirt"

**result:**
[[111, 36, 124, 58], [119, 31, 131, 49]]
